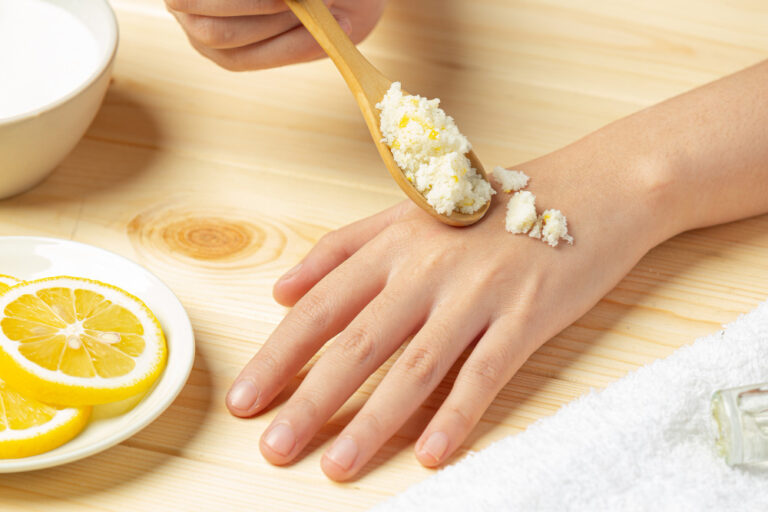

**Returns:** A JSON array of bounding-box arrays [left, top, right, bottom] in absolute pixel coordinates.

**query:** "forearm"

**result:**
[[518, 59, 768, 255], [595, 59, 768, 236]]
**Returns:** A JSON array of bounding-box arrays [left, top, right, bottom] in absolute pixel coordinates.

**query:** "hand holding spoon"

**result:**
[[284, 0, 491, 227]]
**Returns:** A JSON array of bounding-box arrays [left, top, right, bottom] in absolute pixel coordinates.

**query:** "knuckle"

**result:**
[[365, 221, 421, 264], [165, 0, 194, 12], [354, 412, 384, 437], [403, 247, 452, 280], [462, 357, 506, 392], [336, 325, 377, 366], [362, 287, 397, 319], [493, 293, 537, 328], [208, 49, 251, 72], [315, 230, 348, 259], [219, 59, 247, 72], [397, 346, 439, 386], [288, 394, 320, 421], [446, 404, 475, 431], [255, 346, 280, 374], [293, 292, 332, 332], [383, 221, 418, 245], [414, 251, 442, 274], [316, 230, 338, 247], [471, 266, 503, 291], [184, 15, 230, 48], [424, 318, 453, 344]]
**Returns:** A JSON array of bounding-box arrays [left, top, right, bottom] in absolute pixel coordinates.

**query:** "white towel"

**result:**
[[374, 300, 768, 511]]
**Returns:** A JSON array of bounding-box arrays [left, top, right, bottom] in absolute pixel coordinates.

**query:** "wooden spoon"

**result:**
[[284, 0, 491, 227]]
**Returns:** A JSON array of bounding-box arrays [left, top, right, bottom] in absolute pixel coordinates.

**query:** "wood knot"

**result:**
[[128, 202, 286, 270], [162, 218, 259, 261]]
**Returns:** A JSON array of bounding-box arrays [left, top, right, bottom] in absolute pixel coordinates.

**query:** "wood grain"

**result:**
[[1, 0, 767, 510]]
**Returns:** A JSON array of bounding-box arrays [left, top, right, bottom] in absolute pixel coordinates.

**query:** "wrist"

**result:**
[[514, 123, 680, 258], [588, 120, 686, 246]]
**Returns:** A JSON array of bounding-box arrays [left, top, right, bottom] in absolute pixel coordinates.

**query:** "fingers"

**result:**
[[414, 319, 534, 468], [274, 202, 411, 307], [319, 300, 489, 481], [259, 282, 431, 465], [173, 11, 301, 50], [225, 252, 386, 418], [188, 15, 351, 70], [166, 0, 293, 16], [167, 0, 342, 70]]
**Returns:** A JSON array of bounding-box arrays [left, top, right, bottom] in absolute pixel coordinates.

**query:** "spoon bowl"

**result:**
[[284, 0, 491, 227]]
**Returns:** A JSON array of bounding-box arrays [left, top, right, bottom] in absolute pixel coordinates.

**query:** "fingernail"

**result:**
[[227, 380, 260, 412], [421, 432, 448, 463], [325, 436, 358, 471], [263, 423, 296, 457], [279, 262, 303, 282]]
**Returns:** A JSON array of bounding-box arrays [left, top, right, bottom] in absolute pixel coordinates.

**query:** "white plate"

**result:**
[[0, 236, 195, 473]]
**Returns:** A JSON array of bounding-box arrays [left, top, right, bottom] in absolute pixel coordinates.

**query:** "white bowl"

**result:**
[[0, 0, 118, 199]]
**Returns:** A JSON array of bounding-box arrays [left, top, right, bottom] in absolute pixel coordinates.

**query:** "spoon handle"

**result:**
[[284, 0, 389, 97]]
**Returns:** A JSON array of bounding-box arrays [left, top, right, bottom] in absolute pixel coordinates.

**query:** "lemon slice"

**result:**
[[0, 377, 90, 458], [0, 275, 20, 295], [0, 277, 167, 406]]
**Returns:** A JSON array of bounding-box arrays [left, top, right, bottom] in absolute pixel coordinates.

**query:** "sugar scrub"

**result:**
[[0, 0, 100, 119], [493, 166, 529, 193], [499, 169, 574, 247], [376, 82, 493, 215], [505, 191, 537, 234], [530, 209, 573, 247]]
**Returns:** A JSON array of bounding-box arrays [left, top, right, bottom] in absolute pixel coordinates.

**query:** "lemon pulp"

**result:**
[[0, 277, 167, 406], [0, 377, 90, 459]]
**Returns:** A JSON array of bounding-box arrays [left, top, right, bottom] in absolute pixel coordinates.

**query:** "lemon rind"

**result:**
[[0, 275, 20, 287], [0, 406, 90, 459], [0, 276, 167, 406], [0, 275, 21, 295]]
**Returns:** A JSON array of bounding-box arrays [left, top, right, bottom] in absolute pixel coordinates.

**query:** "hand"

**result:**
[[224, 135, 674, 480], [165, 0, 388, 71]]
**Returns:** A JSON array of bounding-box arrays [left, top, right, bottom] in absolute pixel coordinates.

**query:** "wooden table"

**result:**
[[2, 0, 768, 509]]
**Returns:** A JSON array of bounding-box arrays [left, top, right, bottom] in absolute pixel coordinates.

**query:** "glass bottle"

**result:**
[[711, 383, 768, 466]]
